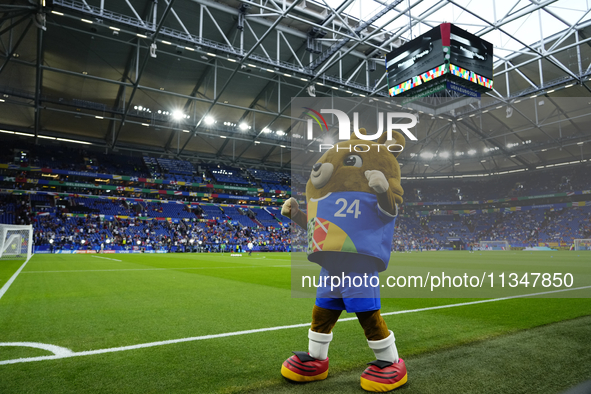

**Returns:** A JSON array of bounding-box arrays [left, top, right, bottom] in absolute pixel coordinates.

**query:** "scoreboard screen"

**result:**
[[386, 23, 493, 97]]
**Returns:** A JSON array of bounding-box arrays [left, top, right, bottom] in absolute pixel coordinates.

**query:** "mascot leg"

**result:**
[[281, 305, 341, 382], [357, 310, 407, 392]]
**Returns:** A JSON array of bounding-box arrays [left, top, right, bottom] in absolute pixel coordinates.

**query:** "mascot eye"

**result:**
[[343, 155, 363, 167]]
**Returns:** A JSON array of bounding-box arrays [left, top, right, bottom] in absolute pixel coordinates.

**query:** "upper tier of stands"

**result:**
[[54, 196, 289, 227], [1, 142, 292, 195], [143, 156, 200, 182], [208, 166, 250, 185], [4, 140, 590, 204], [403, 164, 590, 202], [289, 164, 591, 203], [248, 169, 289, 182]]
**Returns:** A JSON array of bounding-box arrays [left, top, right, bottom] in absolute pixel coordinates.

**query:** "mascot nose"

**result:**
[[312, 163, 322, 172]]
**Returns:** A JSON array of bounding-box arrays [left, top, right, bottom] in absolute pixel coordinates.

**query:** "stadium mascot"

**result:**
[[280, 128, 407, 392]]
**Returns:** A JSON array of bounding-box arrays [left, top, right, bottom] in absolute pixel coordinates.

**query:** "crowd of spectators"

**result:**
[[0, 194, 291, 253], [2, 190, 590, 252], [0, 194, 32, 226], [2, 141, 590, 252], [2, 193, 590, 252]]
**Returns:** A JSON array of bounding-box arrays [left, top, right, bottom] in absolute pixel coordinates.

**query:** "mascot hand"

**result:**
[[365, 170, 389, 194], [281, 197, 299, 218]]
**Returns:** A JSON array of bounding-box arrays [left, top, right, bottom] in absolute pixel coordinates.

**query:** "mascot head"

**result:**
[[305, 128, 405, 204]]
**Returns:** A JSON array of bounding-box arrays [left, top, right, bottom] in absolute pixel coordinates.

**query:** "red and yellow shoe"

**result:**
[[281, 351, 329, 382], [360, 358, 407, 392]]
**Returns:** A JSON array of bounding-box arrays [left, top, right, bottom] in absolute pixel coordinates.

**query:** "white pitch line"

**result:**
[[22, 265, 293, 274], [0, 256, 32, 301], [0, 342, 73, 357], [1, 285, 590, 366], [91, 255, 122, 262]]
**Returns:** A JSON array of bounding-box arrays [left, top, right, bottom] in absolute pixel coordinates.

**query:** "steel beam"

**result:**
[[176, 0, 303, 157], [309, 0, 404, 71], [112, 0, 176, 147], [0, 12, 31, 36], [0, 19, 32, 76], [34, 23, 43, 140]]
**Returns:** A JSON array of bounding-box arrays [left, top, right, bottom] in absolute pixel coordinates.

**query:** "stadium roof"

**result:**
[[1, 0, 591, 176]]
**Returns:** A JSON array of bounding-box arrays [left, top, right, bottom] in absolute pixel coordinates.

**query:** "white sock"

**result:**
[[308, 329, 332, 360], [367, 330, 399, 363]]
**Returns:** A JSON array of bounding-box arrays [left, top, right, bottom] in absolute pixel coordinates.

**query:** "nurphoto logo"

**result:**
[[305, 108, 418, 141], [304, 108, 418, 152]]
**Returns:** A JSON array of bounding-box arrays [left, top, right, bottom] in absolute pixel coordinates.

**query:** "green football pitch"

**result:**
[[0, 252, 590, 393]]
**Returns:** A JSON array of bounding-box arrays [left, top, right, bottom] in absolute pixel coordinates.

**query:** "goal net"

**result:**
[[0, 224, 33, 262], [478, 240, 510, 251], [574, 239, 591, 251]]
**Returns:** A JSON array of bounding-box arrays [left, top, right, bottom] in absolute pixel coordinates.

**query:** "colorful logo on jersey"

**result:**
[[307, 216, 357, 254]]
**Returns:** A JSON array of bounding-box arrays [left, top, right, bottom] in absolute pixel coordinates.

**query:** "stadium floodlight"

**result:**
[[439, 151, 450, 159], [468, 149, 476, 155], [239, 123, 249, 131], [171, 110, 184, 121], [419, 152, 434, 159], [262, 128, 272, 133], [204, 116, 215, 125], [276, 130, 285, 136]]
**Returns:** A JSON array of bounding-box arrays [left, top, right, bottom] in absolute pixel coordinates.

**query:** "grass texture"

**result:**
[[0, 251, 589, 393]]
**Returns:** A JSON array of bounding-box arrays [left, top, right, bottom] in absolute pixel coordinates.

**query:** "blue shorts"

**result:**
[[314, 253, 381, 313]]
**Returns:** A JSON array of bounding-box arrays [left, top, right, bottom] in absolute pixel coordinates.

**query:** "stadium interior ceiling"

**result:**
[[1, 0, 591, 177]]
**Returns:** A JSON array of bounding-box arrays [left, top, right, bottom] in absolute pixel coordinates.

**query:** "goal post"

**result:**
[[0, 224, 32, 261], [0, 224, 33, 300], [478, 240, 510, 251], [574, 239, 591, 251]]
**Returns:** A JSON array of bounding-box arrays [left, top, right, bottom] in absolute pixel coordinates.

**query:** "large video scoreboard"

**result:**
[[386, 23, 493, 97]]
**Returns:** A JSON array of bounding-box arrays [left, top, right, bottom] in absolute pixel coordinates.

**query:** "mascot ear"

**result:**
[[384, 130, 406, 158], [350, 128, 367, 140]]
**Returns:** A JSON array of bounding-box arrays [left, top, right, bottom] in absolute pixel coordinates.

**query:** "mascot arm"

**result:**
[[365, 170, 399, 217], [281, 197, 308, 228], [376, 190, 398, 217]]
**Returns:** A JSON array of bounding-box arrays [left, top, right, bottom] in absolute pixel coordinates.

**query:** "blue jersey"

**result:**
[[307, 191, 397, 271]]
